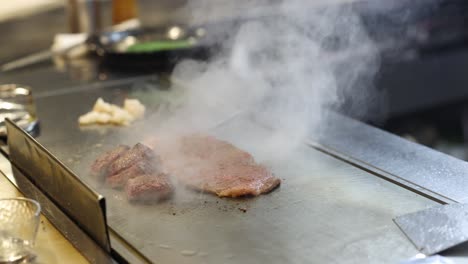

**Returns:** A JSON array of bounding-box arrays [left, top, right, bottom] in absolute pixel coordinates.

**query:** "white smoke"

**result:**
[[149, 0, 382, 161]]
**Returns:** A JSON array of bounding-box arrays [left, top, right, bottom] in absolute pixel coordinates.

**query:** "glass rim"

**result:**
[[0, 197, 41, 217]]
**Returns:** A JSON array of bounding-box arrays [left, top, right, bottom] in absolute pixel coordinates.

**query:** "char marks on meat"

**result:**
[[153, 134, 281, 198], [92, 134, 280, 202], [106, 160, 156, 189], [108, 143, 158, 175], [91, 143, 172, 202], [125, 173, 173, 202], [91, 145, 130, 180], [185, 162, 280, 197]]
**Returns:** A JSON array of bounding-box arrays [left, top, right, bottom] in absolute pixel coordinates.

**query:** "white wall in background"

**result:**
[[0, 0, 63, 22]]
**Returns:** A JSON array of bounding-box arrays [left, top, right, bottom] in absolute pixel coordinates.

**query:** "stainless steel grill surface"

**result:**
[[25, 78, 445, 264]]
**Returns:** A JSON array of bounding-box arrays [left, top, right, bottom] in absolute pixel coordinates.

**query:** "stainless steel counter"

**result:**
[[2, 67, 465, 263]]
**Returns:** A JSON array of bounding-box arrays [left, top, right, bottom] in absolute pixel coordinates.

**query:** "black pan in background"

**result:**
[[88, 25, 219, 72]]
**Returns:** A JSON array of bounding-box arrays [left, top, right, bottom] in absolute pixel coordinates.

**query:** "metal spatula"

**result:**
[[394, 203, 468, 256]]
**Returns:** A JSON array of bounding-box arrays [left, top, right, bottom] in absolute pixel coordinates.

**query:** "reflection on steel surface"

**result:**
[[7, 165, 112, 264], [5, 119, 110, 253], [395, 203, 468, 255], [311, 112, 468, 204], [15, 75, 464, 262]]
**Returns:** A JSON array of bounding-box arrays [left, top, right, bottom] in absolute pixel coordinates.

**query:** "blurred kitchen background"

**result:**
[[2, 0, 468, 159]]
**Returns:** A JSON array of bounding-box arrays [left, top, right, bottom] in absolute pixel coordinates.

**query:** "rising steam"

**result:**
[[150, 1, 386, 161]]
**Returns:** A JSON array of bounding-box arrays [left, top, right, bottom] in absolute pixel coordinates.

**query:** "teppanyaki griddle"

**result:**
[[26, 76, 437, 264]]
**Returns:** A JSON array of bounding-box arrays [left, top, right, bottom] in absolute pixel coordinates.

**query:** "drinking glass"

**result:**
[[0, 198, 41, 263], [0, 84, 38, 137]]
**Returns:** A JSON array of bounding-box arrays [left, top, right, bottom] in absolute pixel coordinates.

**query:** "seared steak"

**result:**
[[91, 145, 130, 180], [152, 134, 281, 197], [108, 143, 157, 175], [91, 143, 173, 202], [178, 162, 280, 197], [92, 134, 280, 202], [125, 174, 173, 202], [106, 160, 156, 189]]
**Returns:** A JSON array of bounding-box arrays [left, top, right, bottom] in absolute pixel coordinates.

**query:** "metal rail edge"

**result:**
[[0, 156, 150, 264], [5, 118, 110, 251], [4, 119, 151, 264], [309, 112, 468, 205], [5, 164, 112, 263]]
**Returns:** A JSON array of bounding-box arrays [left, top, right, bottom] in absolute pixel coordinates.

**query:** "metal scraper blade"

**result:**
[[394, 203, 468, 256]]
